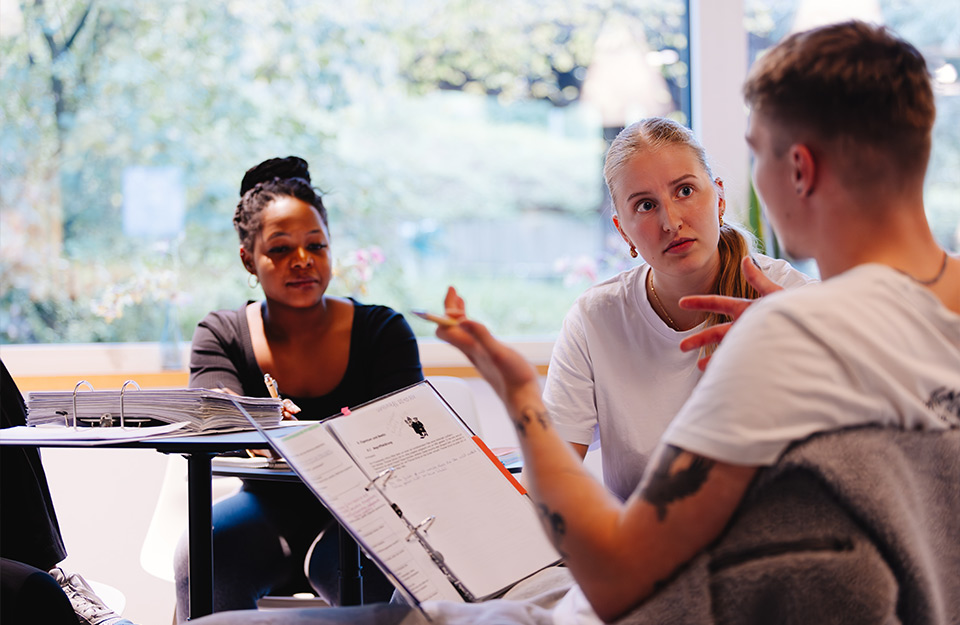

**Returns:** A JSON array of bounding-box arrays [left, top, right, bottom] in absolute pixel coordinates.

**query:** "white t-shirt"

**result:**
[[544, 255, 814, 500], [664, 264, 960, 465]]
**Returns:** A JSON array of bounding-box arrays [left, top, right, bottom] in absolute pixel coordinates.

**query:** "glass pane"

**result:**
[[0, 0, 690, 346], [745, 0, 960, 256]]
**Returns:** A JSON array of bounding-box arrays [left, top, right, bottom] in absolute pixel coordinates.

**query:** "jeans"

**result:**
[[174, 480, 394, 621]]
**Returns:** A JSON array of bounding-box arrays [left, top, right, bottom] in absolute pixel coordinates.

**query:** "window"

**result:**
[[3, 0, 956, 363], [745, 0, 960, 259], [0, 0, 691, 350]]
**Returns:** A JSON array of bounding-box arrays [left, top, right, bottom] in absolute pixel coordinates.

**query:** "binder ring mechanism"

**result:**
[[65, 379, 142, 429], [406, 515, 436, 541], [118, 379, 142, 428], [365, 467, 395, 491], [68, 380, 95, 430]]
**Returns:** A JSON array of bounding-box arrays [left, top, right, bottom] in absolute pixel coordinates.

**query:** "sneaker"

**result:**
[[48, 567, 135, 625]]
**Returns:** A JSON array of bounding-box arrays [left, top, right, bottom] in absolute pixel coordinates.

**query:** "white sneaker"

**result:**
[[48, 567, 135, 625]]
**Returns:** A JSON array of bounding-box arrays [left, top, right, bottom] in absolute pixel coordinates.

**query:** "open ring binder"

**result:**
[[69, 380, 95, 430], [27, 384, 282, 433], [119, 379, 142, 428], [227, 380, 560, 609], [364, 467, 395, 491], [405, 515, 436, 541]]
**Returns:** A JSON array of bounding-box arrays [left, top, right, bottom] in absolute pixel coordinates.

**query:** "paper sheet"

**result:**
[[0, 422, 189, 445]]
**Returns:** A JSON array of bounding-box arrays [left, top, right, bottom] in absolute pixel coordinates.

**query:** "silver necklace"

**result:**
[[902, 251, 949, 286]]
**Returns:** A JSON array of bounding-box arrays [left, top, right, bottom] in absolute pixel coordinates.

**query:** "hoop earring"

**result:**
[[248, 274, 259, 288], [719, 215, 724, 227], [630, 245, 638, 259]]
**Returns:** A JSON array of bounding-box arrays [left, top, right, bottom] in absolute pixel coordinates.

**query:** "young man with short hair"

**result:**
[[436, 20, 959, 623]]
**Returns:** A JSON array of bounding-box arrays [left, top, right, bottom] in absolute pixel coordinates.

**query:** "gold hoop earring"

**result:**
[[630, 245, 638, 259], [248, 274, 259, 288], [719, 215, 724, 227]]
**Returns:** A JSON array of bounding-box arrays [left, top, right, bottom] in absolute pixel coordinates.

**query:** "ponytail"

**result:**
[[703, 223, 761, 353]]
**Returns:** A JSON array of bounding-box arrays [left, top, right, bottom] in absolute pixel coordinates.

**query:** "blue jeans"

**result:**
[[174, 481, 393, 621]]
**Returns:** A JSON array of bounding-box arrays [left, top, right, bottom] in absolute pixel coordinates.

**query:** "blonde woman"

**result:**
[[543, 118, 814, 500]]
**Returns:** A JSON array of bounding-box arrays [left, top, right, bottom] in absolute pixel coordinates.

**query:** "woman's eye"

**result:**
[[308, 243, 328, 252], [268, 246, 290, 254], [678, 185, 694, 198], [637, 200, 655, 212]]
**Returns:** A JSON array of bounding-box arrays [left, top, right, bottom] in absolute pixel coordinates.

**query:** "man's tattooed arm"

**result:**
[[640, 445, 716, 521], [515, 405, 550, 437], [536, 502, 568, 557]]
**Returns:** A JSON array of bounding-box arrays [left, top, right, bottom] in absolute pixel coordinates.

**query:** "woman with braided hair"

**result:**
[[174, 156, 423, 618]]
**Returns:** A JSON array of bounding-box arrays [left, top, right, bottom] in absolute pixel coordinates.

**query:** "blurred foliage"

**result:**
[[1, 0, 691, 344], [1, 0, 956, 347]]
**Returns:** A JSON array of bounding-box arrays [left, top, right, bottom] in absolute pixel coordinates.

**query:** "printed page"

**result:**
[[270, 422, 462, 604], [0, 422, 189, 445], [326, 382, 559, 600]]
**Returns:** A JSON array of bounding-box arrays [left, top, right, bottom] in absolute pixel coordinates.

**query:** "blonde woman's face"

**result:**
[[610, 144, 724, 279]]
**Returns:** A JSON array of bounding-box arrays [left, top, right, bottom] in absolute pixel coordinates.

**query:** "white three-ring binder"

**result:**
[[239, 380, 561, 607]]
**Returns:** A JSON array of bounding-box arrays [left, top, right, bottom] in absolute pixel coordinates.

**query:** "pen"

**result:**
[[263, 373, 280, 399], [410, 309, 460, 327]]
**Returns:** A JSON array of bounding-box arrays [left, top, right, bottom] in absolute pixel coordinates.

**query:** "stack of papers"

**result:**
[[26, 388, 282, 433]]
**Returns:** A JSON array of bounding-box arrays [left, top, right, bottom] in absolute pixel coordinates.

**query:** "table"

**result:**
[[1, 430, 275, 620], [2, 428, 521, 619]]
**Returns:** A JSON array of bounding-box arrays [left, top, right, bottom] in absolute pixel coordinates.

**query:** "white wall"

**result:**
[[44, 447, 174, 625], [691, 0, 750, 221]]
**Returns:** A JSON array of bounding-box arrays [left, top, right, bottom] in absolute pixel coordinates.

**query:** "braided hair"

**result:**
[[233, 156, 328, 251]]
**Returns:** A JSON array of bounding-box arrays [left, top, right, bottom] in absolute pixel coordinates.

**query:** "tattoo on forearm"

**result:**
[[536, 502, 567, 556], [641, 445, 715, 521], [514, 406, 549, 438]]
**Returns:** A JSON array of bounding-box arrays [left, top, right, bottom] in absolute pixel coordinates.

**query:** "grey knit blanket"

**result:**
[[617, 425, 960, 625]]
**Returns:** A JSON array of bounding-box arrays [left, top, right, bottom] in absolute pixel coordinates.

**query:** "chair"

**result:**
[[141, 454, 333, 613], [139, 455, 242, 583], [427, 376, 482, 436]]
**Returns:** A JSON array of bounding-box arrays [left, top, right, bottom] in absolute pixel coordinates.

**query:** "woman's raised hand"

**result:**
[[678, 257, 783, 370]]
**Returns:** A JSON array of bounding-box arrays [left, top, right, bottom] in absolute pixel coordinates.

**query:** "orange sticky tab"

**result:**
[[472, 435, 525, 495]]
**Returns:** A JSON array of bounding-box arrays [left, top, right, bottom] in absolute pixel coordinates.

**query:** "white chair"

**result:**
[[140, 455, 242, 582], [427, 376, 482, 436], [140, 455, 328, 612]]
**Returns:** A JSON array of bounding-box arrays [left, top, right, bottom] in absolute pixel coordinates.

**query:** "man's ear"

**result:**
[[612, 214, 632, 246], [790, 144, 816, 198]]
